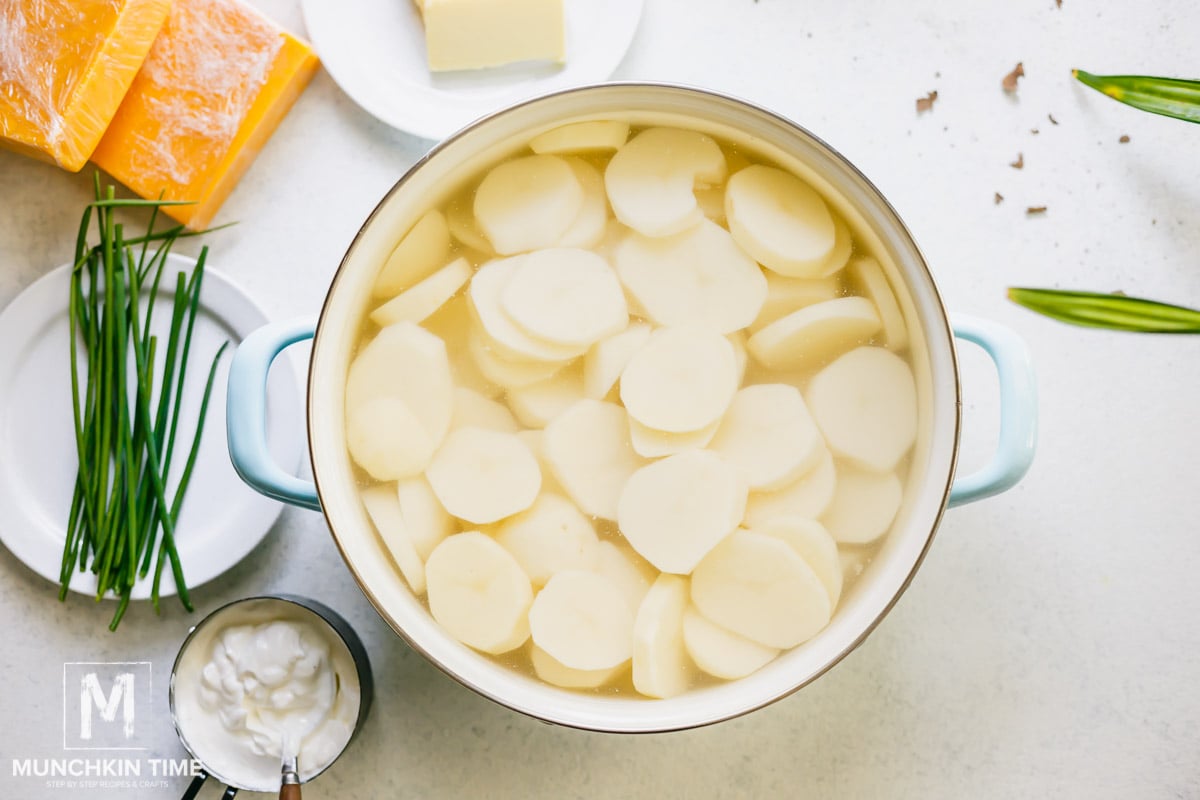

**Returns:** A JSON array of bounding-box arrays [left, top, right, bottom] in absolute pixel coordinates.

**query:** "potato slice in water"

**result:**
[[729, 330, 749, 384], [821, 463, 902, 545], [614, 220, 767, 334], [806, 346, 917, 473], [725, 165, 836, 277], [530, 120, 630, 154], [747, 296, 881, 371], [370, 257, 472, 328], [682, 605, 779, 680], [346, 396, 436, 480], [424, 295, 494, 396], [515, 429, 565, 495], [446, 198, 494, 255], [450, 387, 520, 433], [507, 367, 586, 428], [709, 384, 823, 492], [620, 326, 738, 434], [817, 213, 854, 278], [475, 155, 583, 254], [606, 127, 727, 237], [373, 209, 451, 298], [755, 516, 842, 608], [617, 450, 747, 574], [557, 158, 609, 249], [529, 570, 635, 670], [743, 447, 837, 528], [468, 332, 564, 389], [632, 574, 692, 699], [496, 493, 599, 586], [628, 418, 720, 458], [584, 322, 652, 400], [544, 400, 644, 520], [695, 185, 726, 224], [396, 476, 455, 561], [750, 273, 841, 333], [691, 529, 831, 649], [593, 540, 656, 613], [530, 644, 623, 690], [469, 257, 588, 363], [426, 428, 541, 524], [847, 256, 909, 351], [425, 532, 533, 654], [501, 249, 627, 347], [360, 485, 426, 594]]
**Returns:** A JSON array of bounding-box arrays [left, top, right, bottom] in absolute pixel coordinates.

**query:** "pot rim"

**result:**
[[306, 81, 961, 733]]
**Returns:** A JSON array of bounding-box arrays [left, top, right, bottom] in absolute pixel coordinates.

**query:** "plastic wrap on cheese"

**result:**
[[90, 0, 319, 230], [0, 0, 172, 171]]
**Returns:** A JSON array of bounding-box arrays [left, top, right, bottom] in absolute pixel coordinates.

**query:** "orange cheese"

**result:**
[[90, 0, 319, 230], [0, 0, 173, 171]]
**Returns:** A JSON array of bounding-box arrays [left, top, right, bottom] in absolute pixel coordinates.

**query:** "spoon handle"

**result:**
[[280, 785, 301, 800]]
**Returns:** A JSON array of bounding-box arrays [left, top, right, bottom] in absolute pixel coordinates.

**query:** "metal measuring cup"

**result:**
[[169, 595, 374, 798]]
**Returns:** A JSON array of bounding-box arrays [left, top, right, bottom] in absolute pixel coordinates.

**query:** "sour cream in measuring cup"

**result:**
[[172, 599, 362, 790]]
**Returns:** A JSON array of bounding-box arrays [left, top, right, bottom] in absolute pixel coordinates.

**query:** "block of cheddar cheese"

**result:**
[[90, 0, 319, 230], [0, 0, 173, 171]]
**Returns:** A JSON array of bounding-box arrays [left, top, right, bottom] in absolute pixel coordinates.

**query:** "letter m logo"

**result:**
[[63, 662, 151, 750], [80, 672, 135, 740]]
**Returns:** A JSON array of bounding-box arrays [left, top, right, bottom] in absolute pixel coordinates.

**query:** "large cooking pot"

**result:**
[[225, 84, 1037, 733]]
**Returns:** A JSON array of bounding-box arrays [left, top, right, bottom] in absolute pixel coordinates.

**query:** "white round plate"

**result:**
[[0, 255, 303, 599], [301, 0, 644, 140]]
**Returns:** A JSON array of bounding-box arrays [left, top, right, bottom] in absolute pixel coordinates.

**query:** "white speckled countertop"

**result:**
[[3, 1, 1200, 797]]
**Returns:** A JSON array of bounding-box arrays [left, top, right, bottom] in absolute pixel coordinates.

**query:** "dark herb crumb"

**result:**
[[916, 90, 939, 113], [1010, 152, 1025, 169], [1048, 113, 1059, 125], [1055, 0, 1062, 7], [1031, 128, 1040, 135], [1026, 206, 1048, 215], [1002, 62, 1025, 93], [1119, 134, 1130, 143], [995, 192, 1004, 205]]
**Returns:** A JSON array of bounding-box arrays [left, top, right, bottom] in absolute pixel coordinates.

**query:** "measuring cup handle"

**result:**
[[227, 318, 321, 511], [947, 313, 1037, 507]]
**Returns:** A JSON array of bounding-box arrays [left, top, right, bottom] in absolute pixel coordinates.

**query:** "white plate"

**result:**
[[301, 0, 644, 140], [0, 255, 303, 599]]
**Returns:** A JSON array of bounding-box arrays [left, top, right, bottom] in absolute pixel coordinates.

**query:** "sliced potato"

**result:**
[[592, 540, 657, 613], [468, 331, 564, 389], [529, 570, 635, 670], [725, 165, 836, 277], [396, 476, 456, 561], [584, 322, 652, 400], [446, 198, 494, 254], [614, 219, 767, 334], [690, 529, 831, 649], [360, 485, 426, 594], [346, 395, 436, 480], [468, 256, 588, 363], [840, 547, 869, 585], [709, 384, 823, 492], [729, 330, 749, 385], [847, 256, 908, 351], [755, 516, 842, 608], [750, 273, 841, 333], [543, 400, 645, 520], [816, 213, 853, 277], [529, 120, 630, 155], [425, 295, 495, 396], [821, 463, 902, 544], [620, 326, 738, 434], [475, 155, 583, 254], [426, 428, 541, 524], [557, 158, 609, 249], [606, 127, 726, 237], [450, 387, 520, 433], [371, 257, 472, 328], [632, 574, 692, 699], [500, 248, 627, 347], [515, 429, 565, 495], [682, 605, 779, 680], [425, 532, 533, 654], [806, 346, 917, 472], [743, 447, 837, 528], [495, 493, 599, 586], [506, 367, 586, 428], [695, 185, 726, 223], [374, 209, 451, 298], [628, 417, 719, 458], [617, 450, 747, 574], [746, 297, 881, 371], [530, 643, 624, 689]]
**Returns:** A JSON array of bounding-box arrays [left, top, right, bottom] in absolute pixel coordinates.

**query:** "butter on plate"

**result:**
[[414, 0, 566, 72]]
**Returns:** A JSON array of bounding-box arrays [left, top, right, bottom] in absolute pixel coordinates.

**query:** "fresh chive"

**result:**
[[1008, 287, 1200, 332], [1073, 70, 1200, 125]]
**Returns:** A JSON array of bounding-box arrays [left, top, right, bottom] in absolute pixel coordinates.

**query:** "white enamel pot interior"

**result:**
[[307, 84, 960, 733]]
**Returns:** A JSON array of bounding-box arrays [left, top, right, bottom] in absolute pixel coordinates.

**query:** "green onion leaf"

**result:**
[[1008, 287, 1200, 333], [1073, 70, 1200, 124]]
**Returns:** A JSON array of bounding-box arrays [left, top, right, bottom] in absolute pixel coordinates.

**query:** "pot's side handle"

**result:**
[[947, 314, 1037, 507], [227, 318, 322, 511]]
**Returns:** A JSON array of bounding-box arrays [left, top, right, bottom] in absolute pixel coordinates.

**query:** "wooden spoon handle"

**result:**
[[280, 783, 301, 800]]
